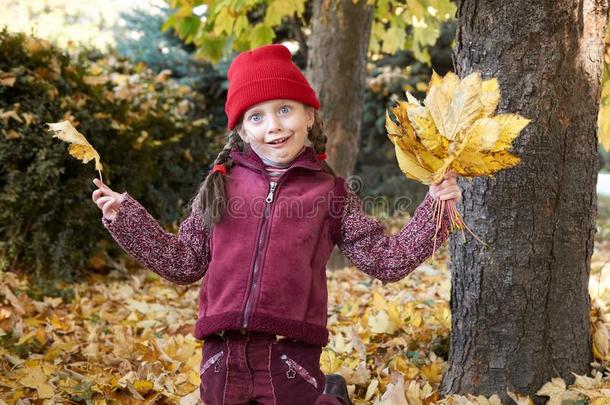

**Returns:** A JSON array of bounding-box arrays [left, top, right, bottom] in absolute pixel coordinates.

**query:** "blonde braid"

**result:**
[[308, 111, 336, 176], [189, 128, 245, 228], [308, 111, 327, 155]]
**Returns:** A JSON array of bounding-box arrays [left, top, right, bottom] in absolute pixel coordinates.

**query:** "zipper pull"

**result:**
[[281, 355, 296, 379], [214, 352, 224, 373], [266, 181, 277, 203]]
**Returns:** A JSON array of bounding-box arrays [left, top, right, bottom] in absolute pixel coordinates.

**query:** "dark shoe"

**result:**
[[323, 374, 353, 405]]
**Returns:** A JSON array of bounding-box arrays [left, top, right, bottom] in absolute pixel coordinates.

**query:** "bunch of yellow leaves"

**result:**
[[46, 120, 104, 181], [386, 71, 530, 249]]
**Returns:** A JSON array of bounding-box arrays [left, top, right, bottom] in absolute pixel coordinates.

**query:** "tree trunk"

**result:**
[[307, 0, 374, 270], [441, 0, 608, 402], [306, 0, 374, 178]]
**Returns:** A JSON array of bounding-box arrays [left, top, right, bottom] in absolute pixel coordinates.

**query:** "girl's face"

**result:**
[[238, 99, 314, 165]]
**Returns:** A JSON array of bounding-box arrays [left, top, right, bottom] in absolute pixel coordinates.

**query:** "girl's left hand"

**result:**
[[429, 170, 462, 204]]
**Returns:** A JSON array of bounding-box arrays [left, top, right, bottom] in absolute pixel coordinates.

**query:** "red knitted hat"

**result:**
[[225, 44, 321, 130]]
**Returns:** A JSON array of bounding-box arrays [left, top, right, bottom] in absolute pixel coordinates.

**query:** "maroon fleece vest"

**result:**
[[194, 146, 347, 346]]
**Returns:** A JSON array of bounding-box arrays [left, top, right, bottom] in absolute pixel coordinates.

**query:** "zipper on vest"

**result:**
[[266, 181, 277, 203], [242, 180, 278, 330]]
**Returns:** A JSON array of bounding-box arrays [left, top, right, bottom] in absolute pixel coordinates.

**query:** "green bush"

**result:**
[[0, 28, 225, 282], [0, 14, 457, 282]]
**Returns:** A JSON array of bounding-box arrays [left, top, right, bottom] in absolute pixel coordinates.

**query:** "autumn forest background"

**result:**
[[1, 0, 610, 404]]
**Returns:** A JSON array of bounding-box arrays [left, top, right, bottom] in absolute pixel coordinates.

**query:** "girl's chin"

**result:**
[[265, 150, 291, 160], [262, 148, 298, 162]]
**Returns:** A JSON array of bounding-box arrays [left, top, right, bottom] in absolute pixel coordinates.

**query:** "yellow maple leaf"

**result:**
[[368, 309, 398, 334], [571, 371, 604, 394], [591, 299, 610, 361], [387, 71, 529, 182], [133, 379, 154, 393], [46, 120, 104, 180], [386, 71, 530, 249], [375, 375, 409, 405], [507, 390, 534, 405], [386, 105, 449, 185], [179, 388, 201, 405], [593, 324, 609, 360], [536, 377, 567, 405], [339, 362, 369, 385], [420, 359, 443, 384], [480, 78, 501, 117], [320, 349, 340, 374], [429, 70, 443, 88], [48, 313, 73, 333], [19, 365, 54, 399], [409, 108, 449, 154], [364, 378, 380, 401], [0, 71, 16, 87], [405, 379, 423, 405], [393, 356, 419, 379], [425, 71, 483, 141]]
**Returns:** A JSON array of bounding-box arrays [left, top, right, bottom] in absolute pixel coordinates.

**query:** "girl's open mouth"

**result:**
[[267, 135, 291, 146]]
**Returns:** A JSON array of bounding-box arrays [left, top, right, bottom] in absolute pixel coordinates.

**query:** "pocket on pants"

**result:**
[[270, 339, 325, 403], [280, 354, 319, 389], [200, 337, 227, 405], [201, 350, 224, 375]]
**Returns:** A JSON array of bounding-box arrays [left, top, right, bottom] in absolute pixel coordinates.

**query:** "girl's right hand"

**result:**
[[429, 170, 461, 204], [92, 178, 125, 222]]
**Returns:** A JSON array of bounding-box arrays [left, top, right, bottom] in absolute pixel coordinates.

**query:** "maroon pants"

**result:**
[[199, 330, 342, 405]]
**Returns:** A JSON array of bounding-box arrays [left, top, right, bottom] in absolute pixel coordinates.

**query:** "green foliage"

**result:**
[[163, 0, 455, 64], [113, 4, 232, 119], [371, 0, 455, 64], [162, 0, 283, 62], [0, 28, 225, 282], [114, 5, 200, 78]]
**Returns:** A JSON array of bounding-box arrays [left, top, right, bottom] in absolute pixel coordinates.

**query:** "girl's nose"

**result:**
[[267, 116, 283, 133]]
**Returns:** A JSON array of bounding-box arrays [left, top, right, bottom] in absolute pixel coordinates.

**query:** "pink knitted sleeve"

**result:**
[[337, 190, 452, 282], [102, 192, 210, 285]]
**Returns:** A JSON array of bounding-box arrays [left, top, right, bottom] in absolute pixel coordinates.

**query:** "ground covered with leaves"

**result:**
[[1, 214, 610, 404]]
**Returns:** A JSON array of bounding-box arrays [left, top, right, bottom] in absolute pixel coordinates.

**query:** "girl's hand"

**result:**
[[429, 170, 462, 204], [91, 178, 125, 221]]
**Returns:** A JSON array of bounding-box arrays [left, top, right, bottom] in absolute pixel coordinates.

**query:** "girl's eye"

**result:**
[[279, 106, 291, 114], [249, 113, 262, 122]]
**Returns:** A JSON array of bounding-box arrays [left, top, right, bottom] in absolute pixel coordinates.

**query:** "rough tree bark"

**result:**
[[306, 0, 374, 178], [307, 0, 374, 270], [441, 0, 609, 402]]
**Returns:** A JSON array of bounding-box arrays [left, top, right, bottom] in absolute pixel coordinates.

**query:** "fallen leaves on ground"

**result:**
[[0, 270, 201, 403], [1, 222, 610, 403]]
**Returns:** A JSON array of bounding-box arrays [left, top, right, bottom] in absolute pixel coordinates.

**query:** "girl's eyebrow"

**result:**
[[247, 102, 294, 115]]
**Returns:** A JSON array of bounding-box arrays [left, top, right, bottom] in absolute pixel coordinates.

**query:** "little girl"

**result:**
[[92, 44, 460, 405]]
